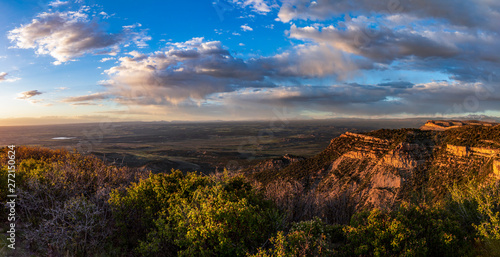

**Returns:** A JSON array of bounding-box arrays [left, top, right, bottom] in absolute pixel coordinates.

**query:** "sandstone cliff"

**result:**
[[318, 131, 432, 209], [250, 120, 500, 211], [248, 154, 304, 174], [494, 159, 500, 177], [420, 119, 498, 131]]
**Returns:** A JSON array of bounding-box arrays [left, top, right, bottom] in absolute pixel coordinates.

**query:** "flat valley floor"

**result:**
[[0, 119, 426, 173]]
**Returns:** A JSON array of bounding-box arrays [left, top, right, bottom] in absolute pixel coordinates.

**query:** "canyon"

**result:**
[[250, 120, 500, 209]]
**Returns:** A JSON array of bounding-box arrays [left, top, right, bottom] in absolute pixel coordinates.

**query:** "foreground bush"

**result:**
[[343, 204, 471, 257], [252, 217, 343, 257], [0, 147, 147, 256], [257, 180, 356, 225], [449, 180, 500, 255], [110, 170, 283, 256], [253, 204, 472, 257]]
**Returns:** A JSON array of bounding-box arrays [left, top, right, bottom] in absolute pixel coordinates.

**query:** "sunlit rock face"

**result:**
[[420, 120, 498, 131], [251, 120, 500, 211], [493, 159, 500, 178]]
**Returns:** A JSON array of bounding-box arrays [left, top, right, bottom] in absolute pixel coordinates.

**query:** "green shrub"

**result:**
[[109, 170, 209, 254], [449, 180, 500, 255], [110, 170, 282, 256], [343, 204, 471, 257], [251, 217, 343, 257]]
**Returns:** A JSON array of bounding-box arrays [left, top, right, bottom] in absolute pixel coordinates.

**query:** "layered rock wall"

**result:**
[[340, 132, 390, 144], [420, 120, 498, 131], [493, 159, 500, 177], [446, 144, 500, 158]]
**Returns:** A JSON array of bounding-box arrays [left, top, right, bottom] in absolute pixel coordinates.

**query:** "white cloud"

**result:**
[[287, 14, 500, 80], [61, 92, 110, 103], [85, 35, 500, 117], [102, 38, 272, 106], [0, 72, 8, 82], [241, 24, 253, 31], [265, 24, 274, 29], [0, 72, 20, 83], [122, 23, 142, 29], [48, 0, 69, 7], [8, 9, 146, 65], [100, 57, 115, 62], [233, 0, 272, 14], [99, 11, 110, 19], [132, 33, 151, 48], [267, 43, 360, 78], [94, 38, 362, 108], [264, 0, 500, 76]]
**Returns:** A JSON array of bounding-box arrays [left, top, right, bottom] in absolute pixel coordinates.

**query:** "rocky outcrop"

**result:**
[[343, 151, 379, 160], [323, 134, 432, 209], [340, 132, 390, 144], [446, 144, 470, 157], [249, 154, 304, 174], [471, 147, 500, 157], [494, 159, 500, 177], [382, 143, 428, 170], [252, 120, 500, 211], [446, 144, 500, 158], [420, 120, 498, 131]]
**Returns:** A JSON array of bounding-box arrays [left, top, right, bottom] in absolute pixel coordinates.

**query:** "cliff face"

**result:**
[[494, 159, 500, 177], [251, 120, 500, 210], [446, 144, 500, 158], [420, 120, 498, 131], [318, 132, 432, 209], [248, 154, 304, 174]]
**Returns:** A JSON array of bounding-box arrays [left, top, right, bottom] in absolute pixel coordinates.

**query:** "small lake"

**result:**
[[52, 137, 76, 140]]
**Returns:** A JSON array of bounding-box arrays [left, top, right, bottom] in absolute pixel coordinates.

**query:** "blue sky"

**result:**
[[0, 0, 499, 125]]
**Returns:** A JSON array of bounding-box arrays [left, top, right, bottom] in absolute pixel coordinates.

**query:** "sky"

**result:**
[[0, 0, 499, 125]]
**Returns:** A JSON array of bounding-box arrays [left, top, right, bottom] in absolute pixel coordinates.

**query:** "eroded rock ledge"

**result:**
[[420, 120, 498, 131]]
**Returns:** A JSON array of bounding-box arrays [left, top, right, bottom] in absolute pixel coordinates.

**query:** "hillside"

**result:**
[[249, 120, 500, 210]]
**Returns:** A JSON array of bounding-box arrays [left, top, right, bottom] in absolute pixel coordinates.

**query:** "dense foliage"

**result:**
[[343, 205, 471, 256], [109, 170, 282, 256]]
